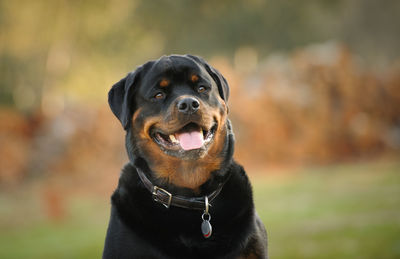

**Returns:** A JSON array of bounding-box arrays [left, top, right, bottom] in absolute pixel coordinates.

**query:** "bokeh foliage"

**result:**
[[1, 0, 399, 108]]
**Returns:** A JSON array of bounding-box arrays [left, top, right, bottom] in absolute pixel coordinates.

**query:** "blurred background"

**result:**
[[1, 0, 400, 258]]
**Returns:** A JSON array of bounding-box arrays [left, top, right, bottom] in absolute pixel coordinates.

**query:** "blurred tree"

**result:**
[[340, 0, 400, 64], [0, 0, 399, 108]]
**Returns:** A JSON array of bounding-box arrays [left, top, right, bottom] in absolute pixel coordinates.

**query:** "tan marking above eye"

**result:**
[[159, 79, 170, 87], [191, 74, 199, 82]]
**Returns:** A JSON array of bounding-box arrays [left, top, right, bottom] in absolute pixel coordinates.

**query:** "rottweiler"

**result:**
[[103, 55, 268, 259]]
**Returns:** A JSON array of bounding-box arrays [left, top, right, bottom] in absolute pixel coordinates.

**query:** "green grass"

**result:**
[[253, 160, 400, 259], [0, 160, 399, 258], [0, 198, 108, 259]]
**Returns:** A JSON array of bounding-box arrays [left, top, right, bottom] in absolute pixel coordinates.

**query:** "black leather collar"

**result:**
[[136, 167, 226, 210]]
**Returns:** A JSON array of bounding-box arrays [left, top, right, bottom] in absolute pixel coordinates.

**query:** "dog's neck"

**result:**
[[133, 162, 229, 210], [132, 156, 231, 197]]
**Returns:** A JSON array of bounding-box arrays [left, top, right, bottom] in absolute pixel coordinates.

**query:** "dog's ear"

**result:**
[[187, 55, 230, 101], [108, 66, 144, 130]]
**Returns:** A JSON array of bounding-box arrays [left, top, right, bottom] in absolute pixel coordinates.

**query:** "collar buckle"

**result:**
[[152, 186, 172, 208]]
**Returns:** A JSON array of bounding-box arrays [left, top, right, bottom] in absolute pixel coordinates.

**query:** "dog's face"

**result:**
[[109, 55, 231, 188]]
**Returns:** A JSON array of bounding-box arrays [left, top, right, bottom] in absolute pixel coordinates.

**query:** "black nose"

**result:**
[[177, 97, 200, 114]]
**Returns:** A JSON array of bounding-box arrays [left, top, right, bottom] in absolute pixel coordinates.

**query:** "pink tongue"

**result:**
[[176, 130, 204, 150]]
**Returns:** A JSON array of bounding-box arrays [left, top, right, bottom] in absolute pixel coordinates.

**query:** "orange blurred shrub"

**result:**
[[222, 44, 400, 166]]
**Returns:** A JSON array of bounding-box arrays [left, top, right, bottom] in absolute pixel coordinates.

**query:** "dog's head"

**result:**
[[109, 55, 233, 188]]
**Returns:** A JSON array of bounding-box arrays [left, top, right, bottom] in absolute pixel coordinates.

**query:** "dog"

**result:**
[[103, 55, 268, 258]]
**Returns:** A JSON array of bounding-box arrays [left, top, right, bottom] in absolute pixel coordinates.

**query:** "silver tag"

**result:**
[[202, 196, 212, 238], [201, 219, 212, 238]]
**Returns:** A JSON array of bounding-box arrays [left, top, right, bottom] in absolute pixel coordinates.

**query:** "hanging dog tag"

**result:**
[[201, 214, 212, 238], [201, 196, 212, 238]]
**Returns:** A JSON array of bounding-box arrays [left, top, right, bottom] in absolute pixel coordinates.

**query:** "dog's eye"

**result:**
[[197, 86, 207, 93], [154, 92, 165, 99]]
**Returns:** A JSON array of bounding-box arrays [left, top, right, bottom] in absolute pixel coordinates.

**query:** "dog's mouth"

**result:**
[[151, 122, 217, 153]]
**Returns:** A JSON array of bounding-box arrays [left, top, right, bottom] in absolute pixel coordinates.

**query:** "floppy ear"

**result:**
[[187, 55, 230, 101], [108, 67, 143, 130]]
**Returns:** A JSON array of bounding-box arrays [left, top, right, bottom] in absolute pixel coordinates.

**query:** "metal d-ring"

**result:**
[[204, 196, 209, 214], [202, 196, 211, 221]]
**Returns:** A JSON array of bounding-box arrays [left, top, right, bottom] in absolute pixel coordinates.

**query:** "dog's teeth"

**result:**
[[169, 134, 178, 143]]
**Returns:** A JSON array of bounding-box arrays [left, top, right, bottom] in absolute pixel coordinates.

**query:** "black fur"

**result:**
[[103, 55, 268, 258]]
